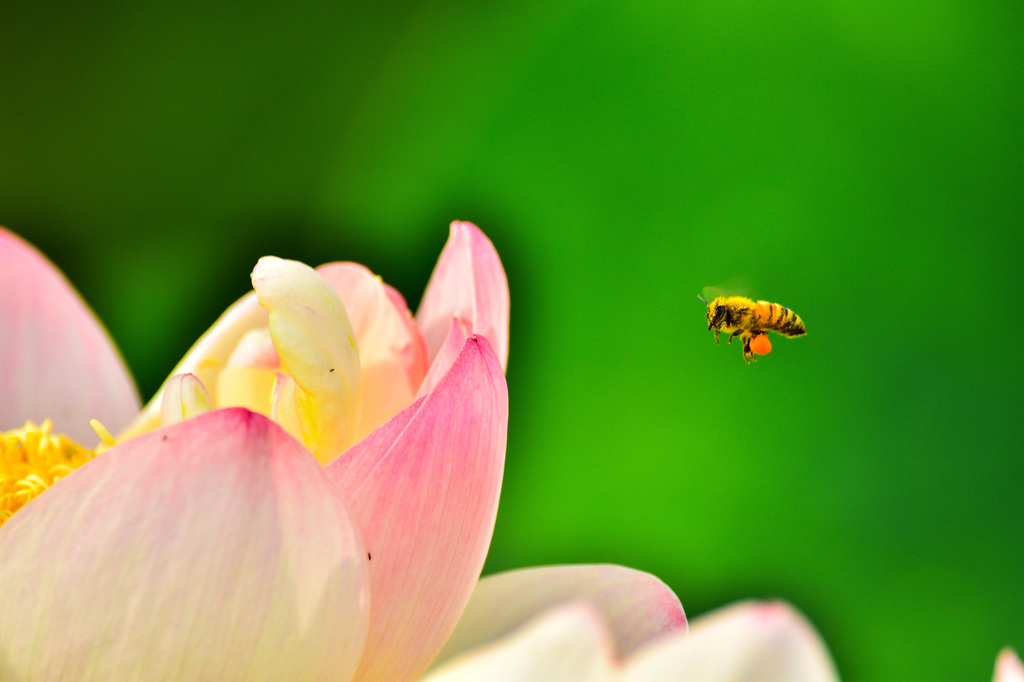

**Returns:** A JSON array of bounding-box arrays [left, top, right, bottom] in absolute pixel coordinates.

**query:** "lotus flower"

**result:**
[[996, 649, 1024, 682], [0, 222, 511, 680], [1, 222, 840, 681], [425, 573, 839, 682]]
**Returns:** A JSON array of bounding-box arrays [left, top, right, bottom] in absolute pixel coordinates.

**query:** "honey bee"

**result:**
[[699, 295, 806, 364]]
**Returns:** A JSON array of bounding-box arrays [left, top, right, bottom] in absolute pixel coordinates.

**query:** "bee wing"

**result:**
[[701, 277, 753, 301]]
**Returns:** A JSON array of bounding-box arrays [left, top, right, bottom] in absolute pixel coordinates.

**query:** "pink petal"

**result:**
[[623, 600, 839, 682], [416, 222, 510, 371], [424, 603, 617, 682], [317, 262, 429, 436], [0, 228, 140, 442], [121, 291, 268, 439], [996, 648, 1024, 682], [434, 564, 686, 669], [0, 408, 370, 681], [416, 315, 472, 398], [325, 336, 508, 681]]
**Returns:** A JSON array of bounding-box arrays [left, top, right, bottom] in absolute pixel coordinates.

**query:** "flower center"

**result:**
[[0, 420, 97, 528]]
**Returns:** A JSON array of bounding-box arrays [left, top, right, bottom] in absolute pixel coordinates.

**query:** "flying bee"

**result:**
[[699, 295, 806, 364]]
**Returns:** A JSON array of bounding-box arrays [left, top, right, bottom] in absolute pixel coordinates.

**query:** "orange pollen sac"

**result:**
[[750, 334, 772, 355], [0, 420, 96, 528]]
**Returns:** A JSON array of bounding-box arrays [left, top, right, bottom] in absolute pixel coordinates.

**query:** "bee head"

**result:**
[[699, 295, 727, 330]]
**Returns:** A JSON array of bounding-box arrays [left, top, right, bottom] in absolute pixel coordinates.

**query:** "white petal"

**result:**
[[623, 600, 839, 682], [424, 603, 617, 682], [435, 564, 685, 668], [996, 648, 1024, 682]]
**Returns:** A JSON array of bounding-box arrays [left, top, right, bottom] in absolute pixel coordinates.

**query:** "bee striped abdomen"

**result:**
[[755, 301, 806, 337], [778, 314, 806, 336]]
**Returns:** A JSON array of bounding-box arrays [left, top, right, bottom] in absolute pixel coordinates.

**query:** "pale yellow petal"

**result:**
[[159, 373, 212, 425], [252, 257, 361, 463], [120, 292, 267, 440], [215, 328, 280, 415], [216, 365, 277, 414], [271, 371, 307, 446]]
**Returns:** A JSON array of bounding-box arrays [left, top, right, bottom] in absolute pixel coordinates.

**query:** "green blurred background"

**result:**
[[2, 1, 1022, 679]]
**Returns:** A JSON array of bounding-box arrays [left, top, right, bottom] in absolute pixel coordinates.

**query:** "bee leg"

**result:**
[[728, 330, 743, 345], [742, 335, 755, 364], [713, 329, 720, 344]]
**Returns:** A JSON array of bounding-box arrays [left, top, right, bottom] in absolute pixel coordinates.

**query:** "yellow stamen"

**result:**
[[1, 420, 96, 528], [90, 419, 117, 448]]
